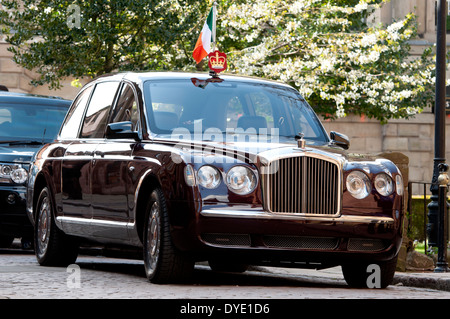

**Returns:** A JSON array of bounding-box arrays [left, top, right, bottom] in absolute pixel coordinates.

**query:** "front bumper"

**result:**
[[0, 186, 33, 238], [170, 202, 403, 267]]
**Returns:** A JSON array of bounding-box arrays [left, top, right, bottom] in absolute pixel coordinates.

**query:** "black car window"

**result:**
[[59, 85, 93, 139], [80, 81, 120, 139], [110, 83, 139, 131]]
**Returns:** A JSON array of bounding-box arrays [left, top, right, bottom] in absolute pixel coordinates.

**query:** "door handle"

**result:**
[[94, 150, 104, 157]]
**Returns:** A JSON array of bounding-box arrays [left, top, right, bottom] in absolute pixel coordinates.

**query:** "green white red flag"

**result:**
[[193, 6, 215, 64]]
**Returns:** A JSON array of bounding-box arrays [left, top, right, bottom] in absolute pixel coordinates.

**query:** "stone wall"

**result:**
[[0, 42, 87, 100], [0, 43, 35, 93]]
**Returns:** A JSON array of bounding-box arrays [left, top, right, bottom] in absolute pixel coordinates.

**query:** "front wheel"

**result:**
[[143, 188, 194, 284], [342, 256, 398, 289], [34, 187, 78, 266]]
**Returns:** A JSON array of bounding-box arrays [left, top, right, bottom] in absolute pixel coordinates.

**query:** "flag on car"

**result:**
[[192, 6, 215, 64]]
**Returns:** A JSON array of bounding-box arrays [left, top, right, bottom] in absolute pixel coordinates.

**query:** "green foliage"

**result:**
[[0, 0, 207, 89], [407, 197, 431, 241]]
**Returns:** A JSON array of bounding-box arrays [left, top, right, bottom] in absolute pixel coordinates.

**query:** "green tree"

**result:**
[[0, 0, 207, 89]]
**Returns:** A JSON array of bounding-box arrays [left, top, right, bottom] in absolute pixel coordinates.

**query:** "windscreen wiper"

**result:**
[[0, 140, 21, 144], [8, 140, 44, 146]]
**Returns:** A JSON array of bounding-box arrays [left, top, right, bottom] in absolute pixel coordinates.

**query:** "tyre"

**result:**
[[34, 187, 79, 266], [143, 188, 194, 284], [342, 256, 398, 289]]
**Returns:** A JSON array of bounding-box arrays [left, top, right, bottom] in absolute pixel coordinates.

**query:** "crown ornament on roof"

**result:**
[[208, 50, 227, 75]]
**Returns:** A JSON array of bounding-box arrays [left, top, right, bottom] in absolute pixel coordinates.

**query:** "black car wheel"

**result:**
[[143, 188, 194, 283], [342, 256, 398, 289], [35, 187, 78, 266]]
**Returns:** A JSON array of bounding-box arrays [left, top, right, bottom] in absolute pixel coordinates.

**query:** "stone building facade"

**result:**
[[0, 0, 447, 195], [0, 41, 83, 99]]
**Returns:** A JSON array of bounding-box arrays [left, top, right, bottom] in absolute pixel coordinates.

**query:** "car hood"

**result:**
[[0, 144, 43, 164], [155, 136, 384, 165]]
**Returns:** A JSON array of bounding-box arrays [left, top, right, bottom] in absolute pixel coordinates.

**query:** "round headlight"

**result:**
[[375, 173, 394, 196], [226, 166, 257, 195], [11, 167, 28, 184], [395, 174, 404, 196], [346, 171, 371, 199], [197, 165, 221, 189]]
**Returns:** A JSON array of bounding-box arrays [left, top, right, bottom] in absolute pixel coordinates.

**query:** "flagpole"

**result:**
[[212, 1, 217, 51]]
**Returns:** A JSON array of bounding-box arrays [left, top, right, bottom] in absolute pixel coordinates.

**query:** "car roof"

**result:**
[[0, 91, 72, 107], [93, 71, 293, 89]]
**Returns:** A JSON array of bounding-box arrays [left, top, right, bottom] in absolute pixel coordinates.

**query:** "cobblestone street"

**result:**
[[2, 250, 450, 300]]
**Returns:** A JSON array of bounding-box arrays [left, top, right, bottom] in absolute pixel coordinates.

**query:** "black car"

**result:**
[[0, 92, 71, 248], [27, 72, 404, 288]]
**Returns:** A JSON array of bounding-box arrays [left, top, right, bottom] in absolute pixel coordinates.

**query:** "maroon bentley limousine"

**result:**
[[26, 72, 404, 288]]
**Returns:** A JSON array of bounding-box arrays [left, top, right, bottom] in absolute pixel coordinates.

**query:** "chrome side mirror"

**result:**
[[330, 131, 350, 150]]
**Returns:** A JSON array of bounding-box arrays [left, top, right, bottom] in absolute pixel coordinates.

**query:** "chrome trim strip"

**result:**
[[200, 209, 394, 224], [258, 146, 346, 167], [56, 216, 132, 228]]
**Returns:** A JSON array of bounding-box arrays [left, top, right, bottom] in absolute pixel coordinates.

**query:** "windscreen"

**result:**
[[144, 78, 328, 143]]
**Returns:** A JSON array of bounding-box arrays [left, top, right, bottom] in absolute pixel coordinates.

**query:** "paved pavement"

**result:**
[[2, 255, 450, 300], [2, 239, 450, 297]]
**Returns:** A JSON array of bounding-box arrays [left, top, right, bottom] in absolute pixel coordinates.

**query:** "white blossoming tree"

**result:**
[[218, 0, 439, 123]]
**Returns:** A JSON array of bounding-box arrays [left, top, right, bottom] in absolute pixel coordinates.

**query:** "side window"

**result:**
[[80, 81, 120, 139], [111, 83, 139, 130], [59, 85, 93, 139]]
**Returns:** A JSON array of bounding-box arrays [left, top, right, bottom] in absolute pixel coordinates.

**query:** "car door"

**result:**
[[61, 81, 120, 235], [90, 82, 140, 240]]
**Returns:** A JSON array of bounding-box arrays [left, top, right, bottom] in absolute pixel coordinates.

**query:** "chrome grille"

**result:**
[[264, 155, 340, 215], [263, 236, 339, 250]]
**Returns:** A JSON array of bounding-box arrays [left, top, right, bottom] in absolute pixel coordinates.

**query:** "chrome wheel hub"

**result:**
[[145, 202, 161, 273], [37, 197, 51, 257]]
